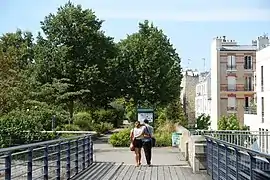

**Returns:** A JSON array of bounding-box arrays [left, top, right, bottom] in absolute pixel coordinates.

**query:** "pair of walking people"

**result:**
[[130, 119, 154, 167]]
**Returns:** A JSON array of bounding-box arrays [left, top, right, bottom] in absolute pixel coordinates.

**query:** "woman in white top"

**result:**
[[130, 121, 146, 166]]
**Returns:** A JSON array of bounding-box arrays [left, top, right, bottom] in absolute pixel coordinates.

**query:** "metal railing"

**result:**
[[227, 107, 237, 111], [191, 130, 270, 153], [206, 136, 270, 180], [0, 135, 93, 180], [227, 65, 237, 70], [244, 107, 257, 114]]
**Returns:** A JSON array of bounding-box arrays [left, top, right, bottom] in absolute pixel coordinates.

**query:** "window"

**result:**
[[245, 97, 249, 108], [228, 97, 236, 108], [244, 56, 252, 69], [262, 97, 264, 123], [227, 55, 236, 69], [261, 66, 264, 91], [227, 76, 236, 90], [245, 76, 252, 91]]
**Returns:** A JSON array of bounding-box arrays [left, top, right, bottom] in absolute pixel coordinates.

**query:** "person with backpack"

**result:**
[[142, 119, 155, 166]]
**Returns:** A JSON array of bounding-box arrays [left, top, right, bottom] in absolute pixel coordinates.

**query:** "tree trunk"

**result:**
[[67, 100, 74, 124]]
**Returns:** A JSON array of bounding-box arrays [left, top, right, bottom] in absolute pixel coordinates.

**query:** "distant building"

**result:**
[[209, 35, 267, 130], [180, 69, 199, 126], [195, 72, 211, 118], [244, 39, 270, 132]]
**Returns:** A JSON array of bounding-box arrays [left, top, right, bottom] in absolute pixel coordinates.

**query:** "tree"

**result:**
[[218, 114, 241, 130], [34, 2, 119, 118], [0, 30, 35, 114], [196, 114, 211, 130], [165, 100, 188, 127], [117, 20, 183, 107]]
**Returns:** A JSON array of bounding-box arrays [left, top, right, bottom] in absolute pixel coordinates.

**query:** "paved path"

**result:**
[[73, 135, 210, 180]]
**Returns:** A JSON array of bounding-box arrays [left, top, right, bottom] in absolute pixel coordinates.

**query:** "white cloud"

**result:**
[[96, 8, 270, 21]]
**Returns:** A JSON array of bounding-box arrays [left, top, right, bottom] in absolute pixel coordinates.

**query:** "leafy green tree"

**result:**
[[218, 114, 241, 130], [196, 114, 211, 130], [165, 100, 188, 127], [0, 30, 35, 114], [34, 2, 119, 118], [117, 20, 182, 107]]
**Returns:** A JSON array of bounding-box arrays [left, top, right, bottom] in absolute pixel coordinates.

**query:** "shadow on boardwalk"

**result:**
[[73, 135, 210, 180]]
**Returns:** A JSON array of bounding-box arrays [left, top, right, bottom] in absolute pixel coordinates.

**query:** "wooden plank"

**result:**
[[136, 166, 146, 180], [157, 166, 165, 180], [123, 165, 135, 180], [115, 165, 130, 180], [143, 166, 152, 180], [168, 166, 181, 180], [85, 162, 115, 180], [102, 163, 123, 180], [175, 166, 187, 180], [151, 165, 158, 180], [73, 162, 104, 180], [162, 166, 171, 180], [109, 164, 126, 180]]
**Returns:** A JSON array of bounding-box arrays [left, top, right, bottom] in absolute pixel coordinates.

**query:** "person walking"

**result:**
[[142, 119, 154, 166], [130, 121, 145, 167]]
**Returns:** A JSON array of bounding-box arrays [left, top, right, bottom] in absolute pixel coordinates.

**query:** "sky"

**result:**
[[0, 0, 270, 71]]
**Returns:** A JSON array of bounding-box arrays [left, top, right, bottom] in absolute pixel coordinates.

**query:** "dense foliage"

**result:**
[[0, 2, 183, 147]]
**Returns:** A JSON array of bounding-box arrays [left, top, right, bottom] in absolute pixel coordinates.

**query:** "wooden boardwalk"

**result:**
[[72, 136, 210, 180], [73, 162, 210, 180]]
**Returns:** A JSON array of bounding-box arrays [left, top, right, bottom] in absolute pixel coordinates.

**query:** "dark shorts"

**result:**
[[133, 139, 143, 148]]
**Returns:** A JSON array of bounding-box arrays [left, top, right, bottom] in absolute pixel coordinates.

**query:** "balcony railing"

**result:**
[[244, 107, 257, 114], [227, 107, 237, 111], [244, 86, 254, 91], [227, 65, 237, 70]]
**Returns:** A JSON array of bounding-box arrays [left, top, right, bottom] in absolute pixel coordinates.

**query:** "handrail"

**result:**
[[0, 134, 87, 154], [205, 135, 270, 159]]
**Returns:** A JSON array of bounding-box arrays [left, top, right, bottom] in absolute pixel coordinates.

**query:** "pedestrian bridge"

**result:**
[[0, 130, 270, 180]]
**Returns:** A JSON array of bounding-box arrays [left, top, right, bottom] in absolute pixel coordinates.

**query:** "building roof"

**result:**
[[219, 45, 257, 51]]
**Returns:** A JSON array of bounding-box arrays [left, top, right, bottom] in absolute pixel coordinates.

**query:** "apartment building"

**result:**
[[180, 69, 199, 126], [210, 35, 264, 130], [195, 72, 211, 117], [244, 40, 270, 132]]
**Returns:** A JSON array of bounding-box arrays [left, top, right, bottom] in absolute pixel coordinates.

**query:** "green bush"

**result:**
[[93, 122, 114, 134], [155, 132, 172, 147], [92, 109, 124, 127], [73, 112, 93, 131], [109, 128, 131, 147], [56, 124, 81, 131], [0, 110, 56, 148]]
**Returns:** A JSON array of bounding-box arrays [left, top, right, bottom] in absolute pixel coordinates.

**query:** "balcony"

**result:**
[[244, 86, 254, 91], [244, 107, 257, 115], [227, 106, 237, 112], [226, 65, 237, 71]]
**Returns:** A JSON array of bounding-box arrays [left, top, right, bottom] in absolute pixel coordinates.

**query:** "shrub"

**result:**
[[0, 110, 56, 148], [155, 132, 172, 147], [93, 122, 114, 134], [73, 112, 93, 131], [56, 124, 81, 131], [92, 109, 124, 127], [109, 128, 131, 147]]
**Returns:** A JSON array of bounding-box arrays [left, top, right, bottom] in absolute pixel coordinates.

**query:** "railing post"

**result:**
[[90, 136, 93, 163], [206, 139, 209, 175], [86, 135, 90, 166], [43, 145, 49, 180], [5, 153, 11, 180], [211, 140, 214, 178], [27, 148, 33, 180], [224, 145, 228, 180], [75, 138, 79, 174], [217, 142, 219, 178], [66, 141, 71, 179], [248, 152, 255, 180], [82, 137, 86, 170], [234, 148, 239, 180], [56, 142, 61, 180]]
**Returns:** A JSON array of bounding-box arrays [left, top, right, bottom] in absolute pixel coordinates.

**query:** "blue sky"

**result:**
[[0, 0, 269, 71]]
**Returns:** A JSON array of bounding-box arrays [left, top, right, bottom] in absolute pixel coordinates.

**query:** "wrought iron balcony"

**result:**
[[227, 65, 237, 71], [227, 106, 237, 111], [244, 86, 254, 91], [244, 107, 257, 114]]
